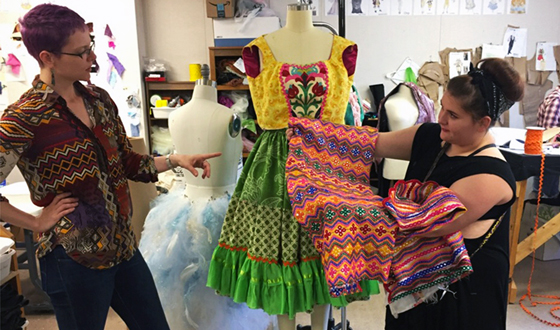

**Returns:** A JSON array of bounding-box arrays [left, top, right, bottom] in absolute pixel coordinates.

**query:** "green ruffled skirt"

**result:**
[[207, 130, 379, 319]]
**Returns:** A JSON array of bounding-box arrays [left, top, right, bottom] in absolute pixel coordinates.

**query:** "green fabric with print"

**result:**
[[207, 130, 379, 319]]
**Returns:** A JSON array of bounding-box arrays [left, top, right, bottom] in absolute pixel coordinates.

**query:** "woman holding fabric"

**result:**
[[0, 4, 220, 330], [288, 57, 522, 329], [376, 58, 523, 330]]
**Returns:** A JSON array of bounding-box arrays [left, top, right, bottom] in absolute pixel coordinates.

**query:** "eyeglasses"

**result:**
[[59, 41, 95, 59]]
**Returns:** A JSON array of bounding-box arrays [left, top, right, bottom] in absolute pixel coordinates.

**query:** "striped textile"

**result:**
[[286, 117, 473, 314]]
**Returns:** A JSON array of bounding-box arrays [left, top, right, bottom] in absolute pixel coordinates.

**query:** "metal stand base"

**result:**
[[296, 306, 352, 330]]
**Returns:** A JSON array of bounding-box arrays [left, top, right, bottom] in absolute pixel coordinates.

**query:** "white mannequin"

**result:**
[[168, 79, 242, 199], [264, 4, 332, 64], [263, 4, 332, 330], [382, 84, 419, 180]]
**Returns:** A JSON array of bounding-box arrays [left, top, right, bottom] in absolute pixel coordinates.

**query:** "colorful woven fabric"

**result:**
[[383, 180, 473, 312], [287, 117, 473, 314], [286, 117, 391, 297]]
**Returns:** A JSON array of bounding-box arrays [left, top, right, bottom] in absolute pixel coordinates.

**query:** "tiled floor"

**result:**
[[19, 254, 560, 330]]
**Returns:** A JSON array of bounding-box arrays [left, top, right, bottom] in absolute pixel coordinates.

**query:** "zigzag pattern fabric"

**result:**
[[0, 79, 158, 269], [286, 117, 473, 314]]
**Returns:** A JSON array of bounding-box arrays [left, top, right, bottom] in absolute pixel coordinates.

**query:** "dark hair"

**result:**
[[19, 4, 87, 65], [447, 58, 524, 126]]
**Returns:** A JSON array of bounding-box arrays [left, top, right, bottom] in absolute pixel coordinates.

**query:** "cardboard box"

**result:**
[[206, 0, 235, 18], [213, 16, 281, 47]]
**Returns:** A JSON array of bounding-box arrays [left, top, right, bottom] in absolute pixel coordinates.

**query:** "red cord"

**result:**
[[519, 152, 560, 326]]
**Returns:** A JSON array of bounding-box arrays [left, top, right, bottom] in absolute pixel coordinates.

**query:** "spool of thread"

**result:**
[[155, 99, 168, 108], [524, 126, 545, 154], [189, 64, 202, 81]]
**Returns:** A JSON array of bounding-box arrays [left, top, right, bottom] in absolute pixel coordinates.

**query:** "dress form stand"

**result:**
[[266, 3, 331, 330], [168, 66, 242, 199], [382, 84, 419, 182]]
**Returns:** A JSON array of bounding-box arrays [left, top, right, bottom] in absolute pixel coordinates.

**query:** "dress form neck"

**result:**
[[284, 6, 314, 32], [264, 5, 332, 64]]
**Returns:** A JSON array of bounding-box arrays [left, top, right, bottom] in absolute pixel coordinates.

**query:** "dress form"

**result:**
[[264, 4, 332, 65], [267, 5, 332, 330], [382, 84, 419, 180], [168, 78, 242, 200]]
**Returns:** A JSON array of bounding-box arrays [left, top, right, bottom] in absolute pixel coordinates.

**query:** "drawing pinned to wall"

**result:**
[[308, 0, 318, 16], [448, 51, 471, 79], [460, 0, 483, 14], [481, 43, 506, 59], [503, 26, 527, 57], [535, 42, 557, 71], [348, 0, 365, 14], [326, 0, 338, 15], [370, 0, 390, 15], [437, 0, 460, 15], [413, 0, 436, 15], [390, 0, 413, 15], [508, 0, 527, 14], [482, 0, 505, 14]]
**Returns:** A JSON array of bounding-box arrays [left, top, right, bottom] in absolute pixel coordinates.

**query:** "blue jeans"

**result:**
[[39, 246, 170, 330]]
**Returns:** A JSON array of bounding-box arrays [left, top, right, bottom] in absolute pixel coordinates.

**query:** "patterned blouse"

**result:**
[[0, 78, 158, 269]]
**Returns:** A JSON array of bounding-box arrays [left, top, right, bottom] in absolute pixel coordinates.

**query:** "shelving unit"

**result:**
[[143, 81, 195, 154], [142, 47, 256, 157]]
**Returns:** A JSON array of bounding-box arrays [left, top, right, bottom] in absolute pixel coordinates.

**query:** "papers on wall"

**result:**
[[448, 51, 471, 79], [385, 57, 420, 85], [390, 0, 413, 15], [413, 0, 436, 15], [325, 0, 338, 15], [459, 0, 483, 15], [482, 43, 506, 59], [482, 0, 506, 14], [437, 0, 460, 15], [535, 42, 557, 71], [508, 0, 527, 14], [503, 26, 527, 58]]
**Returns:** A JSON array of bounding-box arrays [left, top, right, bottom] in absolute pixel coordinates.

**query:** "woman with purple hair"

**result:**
[[0, 4, 220, 330]]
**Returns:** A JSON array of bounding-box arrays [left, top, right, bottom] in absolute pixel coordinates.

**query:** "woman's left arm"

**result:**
[[421, 173, 514, 237]]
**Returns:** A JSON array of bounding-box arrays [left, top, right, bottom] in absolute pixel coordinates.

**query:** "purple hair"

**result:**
[[19, 4, 87, 65]]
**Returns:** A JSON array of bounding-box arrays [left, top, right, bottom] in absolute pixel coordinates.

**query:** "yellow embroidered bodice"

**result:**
[[242, 35, 357, 130]]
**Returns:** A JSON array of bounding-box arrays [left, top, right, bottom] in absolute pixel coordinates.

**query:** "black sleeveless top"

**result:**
[[405, 123, 516, 220]]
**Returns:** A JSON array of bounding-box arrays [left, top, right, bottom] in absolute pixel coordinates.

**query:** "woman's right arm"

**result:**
[[1, 193, 78, 232], [374, 124, 421, 160]]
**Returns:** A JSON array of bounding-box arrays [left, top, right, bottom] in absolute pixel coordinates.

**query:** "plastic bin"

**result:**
[[0, 248, 16, 281]]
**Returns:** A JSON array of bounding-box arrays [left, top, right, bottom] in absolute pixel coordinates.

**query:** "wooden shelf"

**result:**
[[217, 85, 250, 91], [1, 271, 18, 286], [146, 81, 195, 91]]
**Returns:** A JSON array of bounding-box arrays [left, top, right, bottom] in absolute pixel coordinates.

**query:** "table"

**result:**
[[500, 148, 560, 303]]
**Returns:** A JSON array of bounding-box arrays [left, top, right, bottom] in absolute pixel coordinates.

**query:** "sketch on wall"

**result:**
[[535, 42, 557, 71], [482, 0, 505, 14], [390, 0, 413, 15], [326, 0, 338, 15], [460, 0, 483, 14], [509, 0, 527, 14], [437, 0, 460, 14], [413, 0, 436, 15], [503, 26, 527, 58]]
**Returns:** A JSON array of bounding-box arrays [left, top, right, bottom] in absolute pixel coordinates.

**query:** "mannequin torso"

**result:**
[[168, 84, 242, 199], [383, 84, 419, 180], [264, 6, 332, 64]]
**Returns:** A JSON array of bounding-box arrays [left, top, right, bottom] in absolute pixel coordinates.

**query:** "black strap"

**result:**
[[467, 143, 496, 157]]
